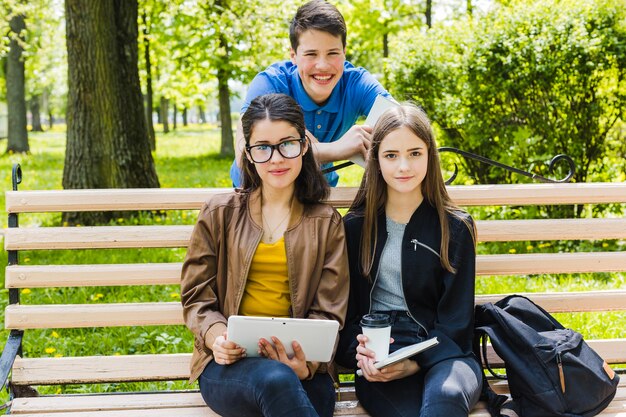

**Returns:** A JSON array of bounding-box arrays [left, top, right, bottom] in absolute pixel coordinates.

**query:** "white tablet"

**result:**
[[227, 316, 340, 363]]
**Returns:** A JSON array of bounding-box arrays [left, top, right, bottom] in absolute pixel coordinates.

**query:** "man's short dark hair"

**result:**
[[289, 0, 347, 51]]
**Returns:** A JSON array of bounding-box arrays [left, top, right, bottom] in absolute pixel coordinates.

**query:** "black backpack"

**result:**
[[474, 295, 619, 417]]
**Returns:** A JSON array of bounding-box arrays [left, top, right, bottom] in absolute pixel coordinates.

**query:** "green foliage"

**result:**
[[338, 0, 424, 77], [0, 0, 67, 117], [390, 0, 626, 188], [147, 0, 292, 106]]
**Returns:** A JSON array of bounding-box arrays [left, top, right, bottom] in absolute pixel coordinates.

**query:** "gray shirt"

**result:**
[[371, 217, 407, 312]]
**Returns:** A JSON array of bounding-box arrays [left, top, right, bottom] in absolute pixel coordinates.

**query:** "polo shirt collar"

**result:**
[[293, 71, 341, 114]]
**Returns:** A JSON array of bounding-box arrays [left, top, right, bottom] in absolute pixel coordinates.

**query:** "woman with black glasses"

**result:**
[[181, 93, 349, 417]]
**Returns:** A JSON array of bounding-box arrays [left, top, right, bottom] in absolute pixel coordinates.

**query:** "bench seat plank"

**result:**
[[6, 291, 626, 330], [10, 392, 207, 413], [5, 218, 626, 251], [8, 405, 625, 417], [10, 409, 220, 417], [6, 252, 626, 288], [6, 183, 626, 213], [11, 343, 625, 386], [10, 381, 626, 413], [9, 390, 626, 416]]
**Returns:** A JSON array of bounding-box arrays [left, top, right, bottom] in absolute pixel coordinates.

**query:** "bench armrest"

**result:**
[[0, 330, 23, 392]]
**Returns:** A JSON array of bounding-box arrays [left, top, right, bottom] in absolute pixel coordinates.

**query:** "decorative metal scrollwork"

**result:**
[[321, 149, 576, 185], [12, 163, 22, 191], [438, 148, 576, 185]]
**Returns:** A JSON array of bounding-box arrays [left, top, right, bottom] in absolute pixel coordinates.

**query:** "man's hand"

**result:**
[[234, 119, 245, 168], [312, 124, 373, 163]]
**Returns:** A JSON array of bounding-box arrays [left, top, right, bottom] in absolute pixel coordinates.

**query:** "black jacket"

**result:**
[[336, 200, 477, 371]]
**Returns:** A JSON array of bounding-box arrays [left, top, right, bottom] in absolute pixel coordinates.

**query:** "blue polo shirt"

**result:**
[[230, 60, 391, 187]]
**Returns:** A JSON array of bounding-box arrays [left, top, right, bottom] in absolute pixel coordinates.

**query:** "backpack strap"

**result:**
[[474, 330, 509, 417], [480, 333, 506, 380]]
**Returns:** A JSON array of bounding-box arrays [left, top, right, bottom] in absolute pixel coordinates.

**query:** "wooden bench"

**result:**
[[2, 177, 625, 416]]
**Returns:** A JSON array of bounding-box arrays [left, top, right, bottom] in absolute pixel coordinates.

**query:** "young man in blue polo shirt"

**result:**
[[230, 0, 392, 187]]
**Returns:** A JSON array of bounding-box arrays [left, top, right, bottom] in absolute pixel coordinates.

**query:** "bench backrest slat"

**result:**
[[12, 354, 191, 384], [6, 290, 626, 330], [11, 339, 625, 386], [5, 252, 626, 289], [5, 218, 625, 251], [7, 183, 626, 213], [5, 263, 182, 288], [3, 225, 193, 250]]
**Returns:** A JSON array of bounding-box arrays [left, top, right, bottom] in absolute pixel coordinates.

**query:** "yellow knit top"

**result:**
[[239, 237, 291, 317]]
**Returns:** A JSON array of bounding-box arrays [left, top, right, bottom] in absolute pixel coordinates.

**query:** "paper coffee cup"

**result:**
[[360, 313, 392, 362]]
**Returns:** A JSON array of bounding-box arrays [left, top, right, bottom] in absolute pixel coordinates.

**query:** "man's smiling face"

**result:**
[[290, 29, 346, 105]]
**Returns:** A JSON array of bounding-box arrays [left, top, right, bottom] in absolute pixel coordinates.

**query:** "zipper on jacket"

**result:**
[[400, 243, 429, 336], [410, 238, 441, 259], [556, 352, 566, 393]]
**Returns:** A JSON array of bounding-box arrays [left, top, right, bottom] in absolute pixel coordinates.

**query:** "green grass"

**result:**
[[0, 126, 624, 401]]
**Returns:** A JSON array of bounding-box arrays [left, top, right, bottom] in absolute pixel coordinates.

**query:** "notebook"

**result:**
[[356, 337, 439, 376]]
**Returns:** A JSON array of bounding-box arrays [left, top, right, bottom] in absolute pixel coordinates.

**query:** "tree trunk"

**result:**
[[425, 0, 432, 28], [142, 11, 155, 151], [182, 106, 188, 126], [172, 102, 177, 130], [383, 32, 389, 58], [160, 96, 169, 133], [6, 12, 29, 153], [42, 88, 52, 129], [63, 0, 159, 225], [198, 105, 206, 124], [30, 96, 44, 132], [218, 33, 233, 156], [218, 69, 233, 155]]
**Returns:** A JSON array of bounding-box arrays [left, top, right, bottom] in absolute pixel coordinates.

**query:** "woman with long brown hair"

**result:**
[[182, 93, 348, 417], [336, 103, 481, 417]]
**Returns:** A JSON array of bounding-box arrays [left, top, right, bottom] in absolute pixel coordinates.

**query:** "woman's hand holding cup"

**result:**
[[359, 313, 392, 362]]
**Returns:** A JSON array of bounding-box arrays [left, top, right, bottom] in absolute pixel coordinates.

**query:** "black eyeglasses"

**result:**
[[245, 138, 305, 163]]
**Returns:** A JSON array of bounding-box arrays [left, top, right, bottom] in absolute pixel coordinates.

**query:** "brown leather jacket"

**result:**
[[181, 189, 349, 382]]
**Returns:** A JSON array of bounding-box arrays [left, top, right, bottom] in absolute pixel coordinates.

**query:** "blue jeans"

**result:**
[[198, 357, 335, 417], [355, 312, 482, 417]]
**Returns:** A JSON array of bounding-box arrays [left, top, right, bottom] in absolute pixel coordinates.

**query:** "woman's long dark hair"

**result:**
[[351, 103, 476, 278], [240, 93, 329, 204]]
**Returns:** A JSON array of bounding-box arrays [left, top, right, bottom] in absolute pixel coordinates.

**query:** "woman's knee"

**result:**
[[258, 362, 302, 397], [424, 358, 482, 408]]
